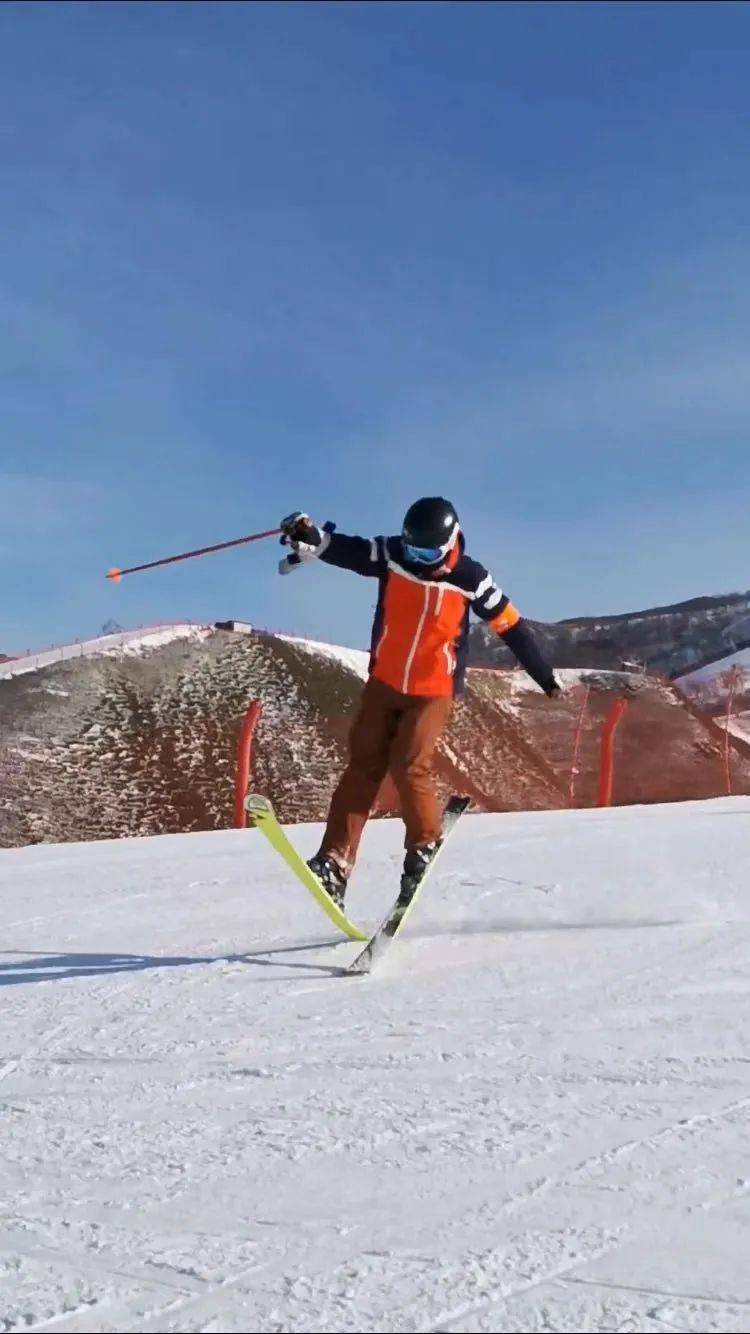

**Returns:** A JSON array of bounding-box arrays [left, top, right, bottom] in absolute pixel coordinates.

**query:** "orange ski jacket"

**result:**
[[319, 529, 555, 699]]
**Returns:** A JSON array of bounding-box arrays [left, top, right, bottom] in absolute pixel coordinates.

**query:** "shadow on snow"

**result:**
[[0, 918, 686, 987], [0, 939, 345, 987]]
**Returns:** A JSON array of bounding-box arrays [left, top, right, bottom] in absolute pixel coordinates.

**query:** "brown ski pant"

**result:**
[[321, 677, 453, 875]]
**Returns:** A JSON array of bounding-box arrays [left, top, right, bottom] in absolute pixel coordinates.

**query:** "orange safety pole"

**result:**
[[234, 701, 261, 827], [596, 698, 628, 808], [568, 683, 591, 807]]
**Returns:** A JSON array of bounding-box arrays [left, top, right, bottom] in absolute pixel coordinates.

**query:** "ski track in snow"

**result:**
[[2, 799, 750, 1333]]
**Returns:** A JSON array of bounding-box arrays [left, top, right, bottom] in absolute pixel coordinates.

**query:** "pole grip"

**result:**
[[278, 521, 337, 575]]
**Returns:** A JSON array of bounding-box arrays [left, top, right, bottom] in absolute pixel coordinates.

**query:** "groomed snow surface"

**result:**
[[2, 800, 750, 1334]]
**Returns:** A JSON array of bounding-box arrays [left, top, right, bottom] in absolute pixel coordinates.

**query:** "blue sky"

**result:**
[[2, 1, 749, 653]]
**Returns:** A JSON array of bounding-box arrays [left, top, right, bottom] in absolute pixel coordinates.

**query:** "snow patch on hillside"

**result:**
[[724, 713, 750, 743], [0, 624, 213, 680], [100, 625, 214, 657], [278, 633, 370, 680], [677, 648, 750, 743], [678, 645, 750, 693], [505, 665, 639, 697]]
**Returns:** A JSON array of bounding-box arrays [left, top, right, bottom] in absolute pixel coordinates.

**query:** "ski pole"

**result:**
[[107, 527, 281, 582]]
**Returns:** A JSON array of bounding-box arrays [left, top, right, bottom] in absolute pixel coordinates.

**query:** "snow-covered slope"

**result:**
[[0, 624, 212, 680], [677, 647, 750, 745], [2, 799, 750, 1333], [678, 645, 750, 693], [278, 632, 370, 681]]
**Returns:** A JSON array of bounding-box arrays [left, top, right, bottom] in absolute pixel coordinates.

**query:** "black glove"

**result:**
[[544, 679, 562, 699], [279, 511, 323, 550]]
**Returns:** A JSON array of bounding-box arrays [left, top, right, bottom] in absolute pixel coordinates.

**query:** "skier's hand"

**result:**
[[279, 511, 323, 550], [278, 511, 332, 575]]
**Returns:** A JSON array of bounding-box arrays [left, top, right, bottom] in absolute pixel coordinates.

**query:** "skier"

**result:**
[[279, 498, 560, 908]]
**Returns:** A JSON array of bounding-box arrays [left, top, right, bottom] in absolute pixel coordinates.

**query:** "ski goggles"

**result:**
[[402, 543, 446, 565], [402, 523, 459, 567]]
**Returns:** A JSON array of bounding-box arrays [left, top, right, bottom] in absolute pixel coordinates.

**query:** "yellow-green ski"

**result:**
[[244, 794, 367, 942], [347, 794, 470, 974]]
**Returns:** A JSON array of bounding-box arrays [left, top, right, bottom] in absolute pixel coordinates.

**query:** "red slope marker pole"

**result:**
[[596, 697, 628, 808], [234, 701, 262, 828], [106, 527, 281, 582]]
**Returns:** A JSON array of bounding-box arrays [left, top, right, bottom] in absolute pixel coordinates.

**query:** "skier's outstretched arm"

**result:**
[[471, 571, 560, 697], [279, 512, 387, 578]]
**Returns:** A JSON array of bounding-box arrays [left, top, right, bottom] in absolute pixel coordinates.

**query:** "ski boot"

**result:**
[[307, 852, 347, 910], [397, 840, 441, 907]]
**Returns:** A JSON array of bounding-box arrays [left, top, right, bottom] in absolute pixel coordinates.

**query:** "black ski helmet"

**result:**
[[402, 496, 459, 551]]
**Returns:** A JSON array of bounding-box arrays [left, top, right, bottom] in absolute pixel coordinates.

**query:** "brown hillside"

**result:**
[[1, 629, 748, 849]]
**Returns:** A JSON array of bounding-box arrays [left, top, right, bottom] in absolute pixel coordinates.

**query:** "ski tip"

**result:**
[[244, 793, 273, 822]]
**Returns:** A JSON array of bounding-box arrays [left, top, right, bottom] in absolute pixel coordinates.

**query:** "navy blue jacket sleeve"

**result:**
[[319, 532, 389, 578], [502, 621, 557, 693], [465, 559, 557, 694]]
